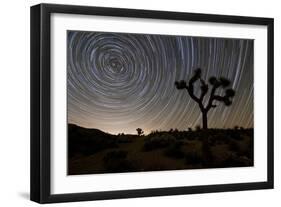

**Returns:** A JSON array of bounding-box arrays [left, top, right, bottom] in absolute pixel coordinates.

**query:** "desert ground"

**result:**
[[68, 124, 253, 175]]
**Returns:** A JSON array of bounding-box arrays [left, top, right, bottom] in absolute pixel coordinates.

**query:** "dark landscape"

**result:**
[[68, 124, 253, 175]]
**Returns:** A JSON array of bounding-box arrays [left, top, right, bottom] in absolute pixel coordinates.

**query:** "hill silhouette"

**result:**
[[68, 124, 117, 158]]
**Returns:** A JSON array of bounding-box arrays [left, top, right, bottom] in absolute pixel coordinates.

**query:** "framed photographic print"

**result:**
[[30, 3, 274, 203]]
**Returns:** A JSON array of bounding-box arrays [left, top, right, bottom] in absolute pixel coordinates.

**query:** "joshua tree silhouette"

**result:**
[[175, 68, 235, 129], [136, 128, 144, 136]]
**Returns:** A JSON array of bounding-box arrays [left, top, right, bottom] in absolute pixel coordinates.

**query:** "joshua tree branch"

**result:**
[[211, 104, 217, 108], [185, 68, 207, 109], [205, 85, 218, 111], [199, 79, 208, 101], [186, 86, 200, 103], [213, 95, 225, 101]]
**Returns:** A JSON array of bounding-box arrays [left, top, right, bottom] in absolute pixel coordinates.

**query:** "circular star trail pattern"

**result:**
[[67, 31, 253, 134]]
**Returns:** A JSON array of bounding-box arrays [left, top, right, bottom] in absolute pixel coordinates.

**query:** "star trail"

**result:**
[[67, 31, 253, 135]]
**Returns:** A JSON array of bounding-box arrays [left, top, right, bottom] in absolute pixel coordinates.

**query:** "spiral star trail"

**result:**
[[67, 31, 253, 135]]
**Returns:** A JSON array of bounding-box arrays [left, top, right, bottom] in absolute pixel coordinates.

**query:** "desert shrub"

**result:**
[[70, 138, 118, 157], [228, 139, 240, 152], [211, 133, 226, 144], [222, 153, 252, 167], [104, 159, 137, 173], [185, 132, 196, 141], [117, 135, 133, 144], [245, 136, 254, 159], [243, 128, 253, 137], [195, 125, 201, 131], [185, 151, 203, 165], [207, 132, 233, 145], [149, 130, 160, 135], [206, 135, 216, 146], [103, 150, 138, 173], [143, 134, 176, 151], [164, 141, 185, 159], [229, 131, 243, 140], [103, 150, 128, 162]]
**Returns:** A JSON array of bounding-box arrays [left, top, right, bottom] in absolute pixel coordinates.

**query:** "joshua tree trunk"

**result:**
[[202, 111, 208, 130]]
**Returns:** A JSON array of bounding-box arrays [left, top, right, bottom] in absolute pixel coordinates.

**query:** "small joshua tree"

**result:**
[[175, 68, 235, 129], [136, 128, 144, 136]]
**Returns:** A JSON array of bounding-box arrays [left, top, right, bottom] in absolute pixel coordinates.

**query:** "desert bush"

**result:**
[[229, 131, 243, 140], [149, 130, 160, 135], [70, 138, 118, 157], [143, 134, 176, 151], [163, 141, 185, 159], [228, 139, 240, 152], [195, 125, 201, 131], [185, 151, 203, 165], [117, 135, 133, 144], [103, 150, 138, 173], [222, 153, 252, 167], [245, 136, 254, 159], [104, 159, 137, 173], [103, 150, 128, 162], [243, 128, 253, 137]]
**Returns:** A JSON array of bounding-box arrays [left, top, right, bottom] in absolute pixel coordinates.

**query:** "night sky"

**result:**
[[67, 31, 253, 135]]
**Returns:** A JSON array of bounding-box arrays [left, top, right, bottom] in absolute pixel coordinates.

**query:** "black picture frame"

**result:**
[[30, 3, 274, 204]]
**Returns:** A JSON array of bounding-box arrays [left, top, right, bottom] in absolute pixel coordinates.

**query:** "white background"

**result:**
[[0, 0, 279, 206]]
